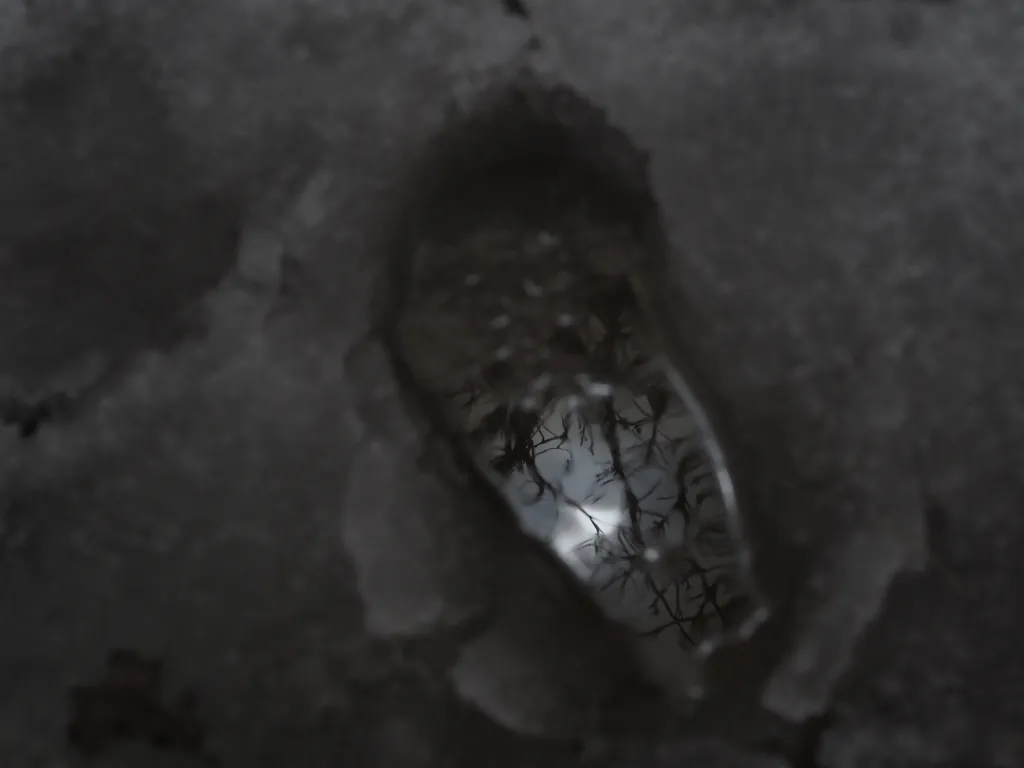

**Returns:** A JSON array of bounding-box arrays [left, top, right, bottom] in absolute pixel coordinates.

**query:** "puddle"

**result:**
[[386, 78, 766, 691]]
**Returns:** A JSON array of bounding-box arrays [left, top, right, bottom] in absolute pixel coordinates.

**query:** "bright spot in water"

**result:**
[[489, 388, 744, 648]]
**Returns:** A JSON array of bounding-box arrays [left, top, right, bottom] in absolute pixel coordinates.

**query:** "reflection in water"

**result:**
[[486, 381, 746, 650], [392, 195, 761, 676], [450, 359, 756, 662]]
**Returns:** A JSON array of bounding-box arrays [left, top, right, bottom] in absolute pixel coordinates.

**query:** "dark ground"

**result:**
[[2, 1, 1023, 766]]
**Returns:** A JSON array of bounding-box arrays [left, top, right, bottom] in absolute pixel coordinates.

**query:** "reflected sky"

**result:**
[[477, 371, 744, 652]]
